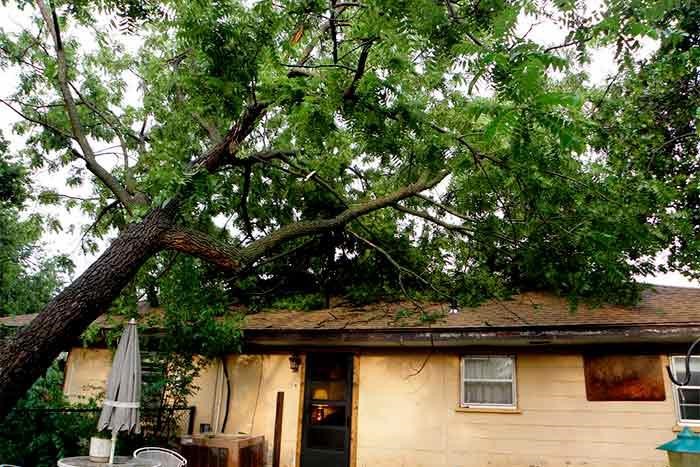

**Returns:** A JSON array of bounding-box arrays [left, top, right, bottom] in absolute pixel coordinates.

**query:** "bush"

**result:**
[[0, 362, 99, 466], [0, 359, 195, 466]]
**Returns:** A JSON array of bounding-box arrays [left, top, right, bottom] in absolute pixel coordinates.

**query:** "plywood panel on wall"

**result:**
[[583, 354, 666, 401]]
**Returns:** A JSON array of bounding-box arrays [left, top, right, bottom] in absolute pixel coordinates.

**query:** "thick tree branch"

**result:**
[[239, 170, 448, 263], [159, 170, 449, 271], [192, 102, 269, 172], [35, 0, 136, 211], [160, 227, 244, 271], [343, 40, 374, 100]]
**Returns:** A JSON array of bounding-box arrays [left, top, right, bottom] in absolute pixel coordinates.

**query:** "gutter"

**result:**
[[243, 323, 700, 349]]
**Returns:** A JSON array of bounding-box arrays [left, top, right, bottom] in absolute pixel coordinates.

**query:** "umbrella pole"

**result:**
[[109, 432, 117, 465]]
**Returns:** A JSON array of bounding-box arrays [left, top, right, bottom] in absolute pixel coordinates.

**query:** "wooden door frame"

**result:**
[[295, 352, 359, 467]]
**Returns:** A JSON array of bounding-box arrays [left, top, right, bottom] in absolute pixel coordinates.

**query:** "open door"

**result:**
[[300, 353, 353, 467]]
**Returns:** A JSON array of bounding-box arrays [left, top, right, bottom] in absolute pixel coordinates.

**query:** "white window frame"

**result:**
[[670, 355, 700, 426], [460, 355, 517, 409]]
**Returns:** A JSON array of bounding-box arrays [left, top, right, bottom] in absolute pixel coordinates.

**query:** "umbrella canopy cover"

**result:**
[[97, 318, 142, 435]]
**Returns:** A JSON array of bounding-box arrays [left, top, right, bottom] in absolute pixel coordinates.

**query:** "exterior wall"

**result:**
[[63, 347, 222, 436], [222, 354, 303, 467], [64, 347, 679, 467], [355, 352, 677, 467], [187, 358, 221, 434], [63, 347, 113, 401]]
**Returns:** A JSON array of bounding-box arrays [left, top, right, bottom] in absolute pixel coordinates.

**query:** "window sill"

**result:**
[[673, 424, 700, 433], [455, 406, 521, 414]]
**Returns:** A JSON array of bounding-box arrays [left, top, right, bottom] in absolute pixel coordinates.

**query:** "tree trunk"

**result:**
[[0, 208, 174, 418]]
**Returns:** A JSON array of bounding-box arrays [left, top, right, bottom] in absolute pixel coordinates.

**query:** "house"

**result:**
[[3, 285, 700, 467]]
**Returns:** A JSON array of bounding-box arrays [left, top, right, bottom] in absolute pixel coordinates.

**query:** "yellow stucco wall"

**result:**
[[63, 347, 223, 435], [355, 352, 676, 467], [64, 349, 303, 466], [65, 348, 679, 467], [222, 354, 303, 467], [63, 347, 113, 402], [186, 357, 220, 434]]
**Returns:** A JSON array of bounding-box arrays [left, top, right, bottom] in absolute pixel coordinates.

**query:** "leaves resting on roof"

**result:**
[[2, 285, 700, 333]]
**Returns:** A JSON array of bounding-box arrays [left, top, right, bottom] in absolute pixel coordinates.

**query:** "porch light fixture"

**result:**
[[289, 353, 301, 372], [448, 299, 460, 315], [658, 427, 700, 467]]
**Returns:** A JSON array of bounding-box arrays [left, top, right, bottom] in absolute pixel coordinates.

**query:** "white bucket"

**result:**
[[89, 436, 112, 463]]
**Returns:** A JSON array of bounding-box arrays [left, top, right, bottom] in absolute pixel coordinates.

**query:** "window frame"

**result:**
[[460, 355, 517, 409], [670, 355, 700, 426]]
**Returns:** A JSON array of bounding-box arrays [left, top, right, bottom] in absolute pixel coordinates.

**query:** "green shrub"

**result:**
[[0, 362, 99, 466]]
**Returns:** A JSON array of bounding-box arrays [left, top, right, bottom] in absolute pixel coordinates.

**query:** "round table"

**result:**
[[57, 456, 161, 467]]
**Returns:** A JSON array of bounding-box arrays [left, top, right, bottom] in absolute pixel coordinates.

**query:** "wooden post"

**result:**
[[272, 391, 284, 467]]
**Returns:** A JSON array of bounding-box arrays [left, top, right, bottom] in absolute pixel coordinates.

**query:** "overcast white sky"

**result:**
[[0, 2, 698, 289]]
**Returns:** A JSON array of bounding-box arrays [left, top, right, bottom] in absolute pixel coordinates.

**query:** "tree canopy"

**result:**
[[0, 133, 72, 316], [0, 0, 699, 414]]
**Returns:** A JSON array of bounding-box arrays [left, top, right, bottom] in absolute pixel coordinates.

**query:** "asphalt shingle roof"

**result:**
[[242, 285, 700, 331], [2, 285, 699, 333]]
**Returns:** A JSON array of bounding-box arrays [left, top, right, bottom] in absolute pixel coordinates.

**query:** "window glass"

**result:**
[[308, 355, 347, 381], [461, 356, 516, 408], [463, 356, 513, 380], [309, 381, 346, 401], [672, 356, 700, 424], [307, 427, 345, 450], [673, 356, 700, 386], [463, 381, 513, 405], [309, 404, 346, 426]]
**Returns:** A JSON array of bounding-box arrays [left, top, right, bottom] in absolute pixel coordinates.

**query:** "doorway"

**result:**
[[300, 353, 353, 467]]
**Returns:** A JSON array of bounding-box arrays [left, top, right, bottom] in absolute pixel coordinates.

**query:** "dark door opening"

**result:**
[[300, 353, 353, 467]]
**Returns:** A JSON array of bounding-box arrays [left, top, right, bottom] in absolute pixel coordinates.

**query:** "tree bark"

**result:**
[[0, 208, 174, 418]]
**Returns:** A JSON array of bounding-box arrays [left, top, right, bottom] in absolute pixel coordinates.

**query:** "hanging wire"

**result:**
[[667, 337, 700, 386]]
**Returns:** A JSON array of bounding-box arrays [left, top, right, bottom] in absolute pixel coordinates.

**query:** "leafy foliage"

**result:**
[[0, 359, 199, 464], [0, 362, 98, 466], [0, 134, 73, 316], [1, 0, 700, 319]]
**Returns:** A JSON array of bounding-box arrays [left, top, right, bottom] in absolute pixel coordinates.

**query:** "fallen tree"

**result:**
[[1, 0, 698, 416]]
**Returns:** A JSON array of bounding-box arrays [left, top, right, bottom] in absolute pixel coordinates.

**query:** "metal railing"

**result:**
[[14, 406, 197, 435]]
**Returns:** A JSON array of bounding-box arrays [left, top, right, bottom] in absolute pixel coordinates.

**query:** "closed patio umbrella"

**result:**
[[97, 318, 141, 464]]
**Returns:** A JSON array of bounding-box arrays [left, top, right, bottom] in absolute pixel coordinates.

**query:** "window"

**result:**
[[460, 355, 516, 408], [670, 356, 700, 425]]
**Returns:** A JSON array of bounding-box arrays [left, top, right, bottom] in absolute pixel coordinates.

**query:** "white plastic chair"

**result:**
[[133, 447, 187, 467]]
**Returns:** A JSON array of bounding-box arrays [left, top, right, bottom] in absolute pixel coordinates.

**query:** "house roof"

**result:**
[[3, 285, 700, 348], [241, 285, 700, 348], [243, 285, 700, 331]]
